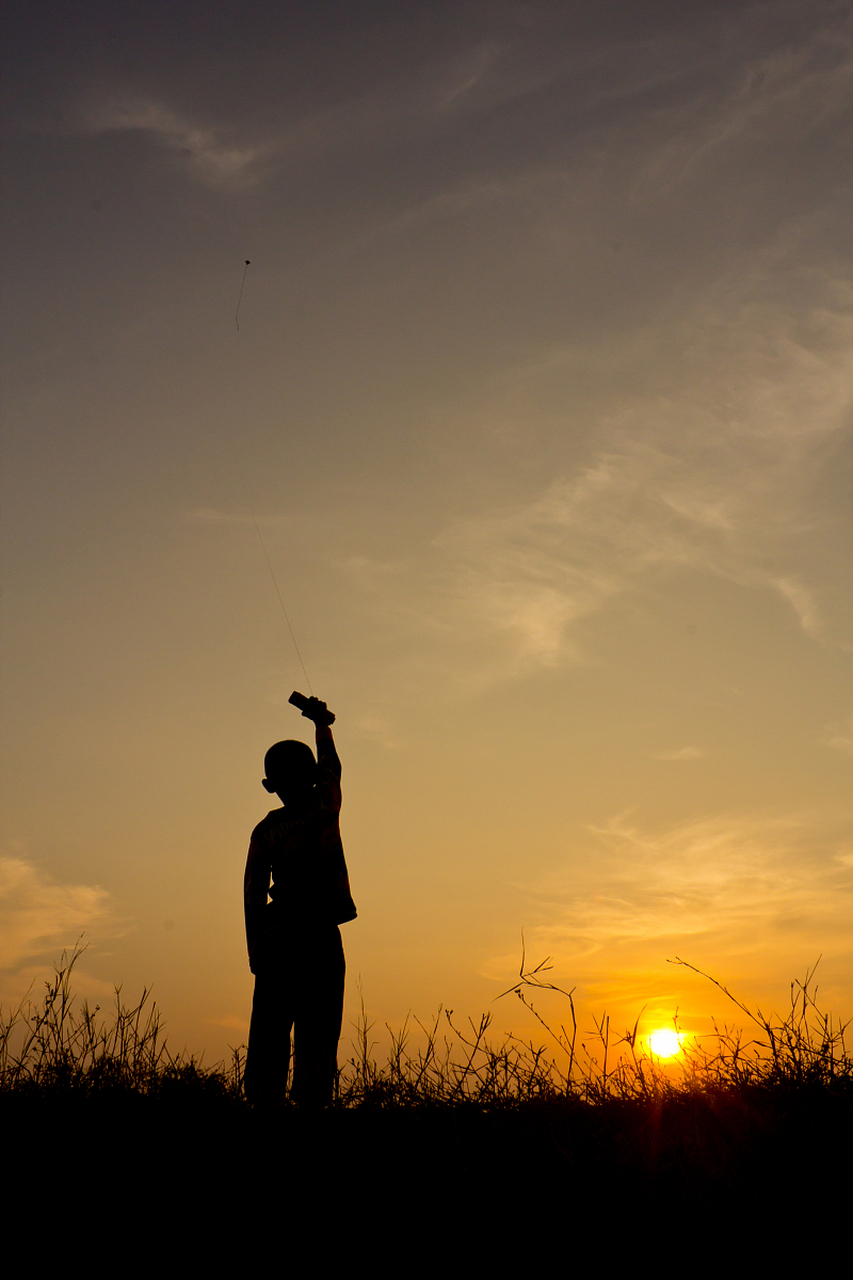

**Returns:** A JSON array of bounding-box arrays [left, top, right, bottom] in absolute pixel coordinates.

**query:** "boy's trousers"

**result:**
[[244, 921, 345, 1107]]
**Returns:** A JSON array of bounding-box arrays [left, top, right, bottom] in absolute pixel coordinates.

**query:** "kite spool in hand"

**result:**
[[289, 691, 335, 725]]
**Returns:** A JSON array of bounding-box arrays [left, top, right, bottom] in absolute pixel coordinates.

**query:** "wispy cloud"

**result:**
[[0, 855, 110, 970], [522, 809, 853, 967], [650, 746, 705, 761], [379, 3, 852, 234], [481, 804, 853, 1026], [83, 99, 266, 186], [186, 507, 297, 528], [333, 257, 851, 697], [629, 8, 853, 200], [824, 714, 853, 756], [350, 714, 401, 751], [433, 41, 502, 113], [317, 7, 852, 694], [431, 267, 852, 679]]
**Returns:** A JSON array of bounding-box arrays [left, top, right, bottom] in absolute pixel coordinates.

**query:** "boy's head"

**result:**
[[262, 739, 317, 803]]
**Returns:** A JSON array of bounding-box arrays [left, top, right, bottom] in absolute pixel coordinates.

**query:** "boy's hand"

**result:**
[[292, 694, 335, 726]]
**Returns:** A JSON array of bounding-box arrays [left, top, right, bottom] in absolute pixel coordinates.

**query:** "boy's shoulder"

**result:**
[[250, 799, 326, 846], [250, 807, 288, 842]]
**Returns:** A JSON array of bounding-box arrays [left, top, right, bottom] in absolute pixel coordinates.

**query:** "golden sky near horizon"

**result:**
[[2, 0, 851, 1070]]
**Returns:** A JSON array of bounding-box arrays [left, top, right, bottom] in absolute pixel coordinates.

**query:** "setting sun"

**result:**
[[648, 1029, 684, 1059]]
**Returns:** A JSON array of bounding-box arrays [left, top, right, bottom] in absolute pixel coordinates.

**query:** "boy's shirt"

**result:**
[[244, 724, 357, 966]]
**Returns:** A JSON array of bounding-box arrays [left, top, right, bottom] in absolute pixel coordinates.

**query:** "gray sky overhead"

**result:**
[[2, 1, 851, 1064]]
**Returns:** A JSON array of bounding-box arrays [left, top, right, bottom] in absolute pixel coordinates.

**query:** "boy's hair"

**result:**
[[264, 739, 317, 784]]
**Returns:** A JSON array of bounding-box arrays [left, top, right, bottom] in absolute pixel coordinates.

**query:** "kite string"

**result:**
[[228, 430, 314, 696], [235, 260, 250, 331], [248, 500, 315, 696], [229, 256, 314, 693]]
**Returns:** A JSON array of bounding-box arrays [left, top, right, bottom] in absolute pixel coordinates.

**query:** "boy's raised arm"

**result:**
[[292, 694, 340, 776]]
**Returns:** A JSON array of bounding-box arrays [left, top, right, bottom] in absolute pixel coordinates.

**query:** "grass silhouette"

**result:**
[[1, 945, 241, 1102], [3, 942, 850, 1104], [3, 944, 850, 1228]]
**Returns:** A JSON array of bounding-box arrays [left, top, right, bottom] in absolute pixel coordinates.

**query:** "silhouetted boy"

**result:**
[[243, 696, 357, 1106]]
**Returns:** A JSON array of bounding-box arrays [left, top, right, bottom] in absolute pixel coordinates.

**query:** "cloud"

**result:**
[[629, 7, 853, 200], [431, 265, 852, 678], [772, 576, 823, 639], [350, 714, 401, 751], [380, 3, 852, 232], [650, 746, 705, 761], [481, 806, 853, 1027], [434, 41, 502, 113], [523, 809, 853, 963], [325, 6, 851, 702], [83, 99, 266, 186], [186, 507, 296, 528], [0, 855, 110, 969], [824, 714, 853, 756], [333, 257, 850, 699]]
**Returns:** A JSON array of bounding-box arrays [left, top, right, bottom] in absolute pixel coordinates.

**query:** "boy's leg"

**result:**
[[244, 930, 296, 1105], [290, 926, 345, 1107]]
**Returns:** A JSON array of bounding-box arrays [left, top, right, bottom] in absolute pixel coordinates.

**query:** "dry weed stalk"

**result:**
[[669, 956, 851, 1091]]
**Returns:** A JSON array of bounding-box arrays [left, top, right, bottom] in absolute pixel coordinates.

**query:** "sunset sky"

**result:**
[[2, 0, 851, 1070]]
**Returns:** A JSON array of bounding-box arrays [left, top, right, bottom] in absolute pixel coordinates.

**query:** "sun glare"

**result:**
[[648, 1028, 684, 1059]]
